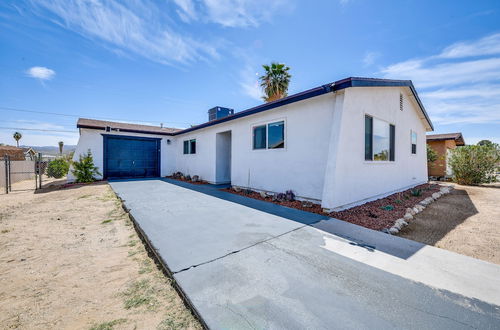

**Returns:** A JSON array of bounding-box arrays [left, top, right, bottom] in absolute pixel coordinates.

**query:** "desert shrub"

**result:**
[[274, 190, 295, 202], [380, 205, 394, 211], [46, 158, 70, 178], [285, 190, 295, 201], [449, 144, 500, 185], [410, 188, 422, 197], [72, 150, 101, 183]]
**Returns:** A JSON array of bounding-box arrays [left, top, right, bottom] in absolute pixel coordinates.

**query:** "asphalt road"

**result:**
[[110, 179, 500, 329]]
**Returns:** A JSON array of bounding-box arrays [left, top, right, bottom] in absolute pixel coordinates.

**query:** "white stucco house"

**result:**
[[70, 77, 433, 211]]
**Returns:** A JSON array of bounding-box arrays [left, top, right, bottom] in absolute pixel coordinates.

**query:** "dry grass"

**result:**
[[0, 180, 201, 329]]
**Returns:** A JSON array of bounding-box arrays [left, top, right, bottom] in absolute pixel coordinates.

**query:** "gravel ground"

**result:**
[[0, 179, 200, 330], [399, 183, 500, 265], [223, 183, 442, 231]]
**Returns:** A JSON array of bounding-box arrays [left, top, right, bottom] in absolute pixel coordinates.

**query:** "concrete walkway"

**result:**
[[110, 179, 500, 329]]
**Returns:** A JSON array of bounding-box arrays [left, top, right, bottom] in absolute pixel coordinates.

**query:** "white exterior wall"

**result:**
[[68, 128, 176, 181], [321, 87, 428, 210], [174, 94, 336, 200], [71, 85, 430, 210]]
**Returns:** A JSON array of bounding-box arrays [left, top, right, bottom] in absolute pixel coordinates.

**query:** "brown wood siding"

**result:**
[[427, 140, 458, 177]]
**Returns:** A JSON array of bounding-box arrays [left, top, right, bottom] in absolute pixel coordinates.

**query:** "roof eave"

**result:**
[[77, 124, 176, 136], [333, 78, 434, 131]]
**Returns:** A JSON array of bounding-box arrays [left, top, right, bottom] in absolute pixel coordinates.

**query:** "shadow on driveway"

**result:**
[[159, 178, 429, 261], [160, 178, 329, 225]]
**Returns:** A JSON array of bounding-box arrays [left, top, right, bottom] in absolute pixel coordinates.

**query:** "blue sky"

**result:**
[[1, 0, 499, 146]]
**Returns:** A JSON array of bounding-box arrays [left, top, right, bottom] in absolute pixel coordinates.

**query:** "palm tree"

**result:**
[[58, 141, 64, 155], [259, 62, 291, 102], [13, 132, 22, 147]]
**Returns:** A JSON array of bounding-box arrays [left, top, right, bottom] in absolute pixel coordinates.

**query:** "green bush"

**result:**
[[427, 144, 438, 163], [72, 150, 101, 183], [46, 158, 70, 178], [449, 144, 500, 185]]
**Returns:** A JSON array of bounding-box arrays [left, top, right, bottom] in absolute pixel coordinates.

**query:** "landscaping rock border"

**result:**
[[383, 186, 453, 235]]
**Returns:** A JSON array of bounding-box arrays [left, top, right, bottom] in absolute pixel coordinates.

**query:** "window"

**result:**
[[253, 121, 285, 150], [183, 139, 196, 154], [268, 121, 285, 149], [411, 131, 417, 154], [365, 115, 395, 161], [253, 125, 266, 149]]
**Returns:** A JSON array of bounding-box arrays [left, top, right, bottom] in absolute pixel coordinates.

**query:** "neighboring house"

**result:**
[[0, 146, 27, 161], [70, 77, 433, 211], [426, 133, 465, 178], [22, 147, 37, 160]]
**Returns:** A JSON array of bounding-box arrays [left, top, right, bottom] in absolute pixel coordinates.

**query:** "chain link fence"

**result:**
[[1, 154, 46, 194]]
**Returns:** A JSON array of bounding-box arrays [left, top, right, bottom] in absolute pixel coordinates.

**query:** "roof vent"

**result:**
[[208, 106, 234, 122]]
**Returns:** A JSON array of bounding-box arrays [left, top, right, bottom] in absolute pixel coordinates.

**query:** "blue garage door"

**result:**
[[104, 135, 161, 179]]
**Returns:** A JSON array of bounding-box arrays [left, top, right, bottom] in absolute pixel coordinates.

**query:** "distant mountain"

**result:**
[[21, 145, 77, 156]]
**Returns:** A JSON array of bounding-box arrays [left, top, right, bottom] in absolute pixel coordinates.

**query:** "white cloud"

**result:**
[[174, 0, 198, 23], [438, 33, 500, 59], [381, 57, 500, 88], [239, 66, 262, 101], [363, 51, 380, 66], [174, 0, 290, 28], [380, 34, 500, 126], [31, 0, 219, 66], [26, 66, 55, 80]]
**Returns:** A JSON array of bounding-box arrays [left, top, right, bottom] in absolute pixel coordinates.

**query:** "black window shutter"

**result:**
[[390, 124, 395, 161], [365, 115, 373, 161], [183, 140, 189, 154]]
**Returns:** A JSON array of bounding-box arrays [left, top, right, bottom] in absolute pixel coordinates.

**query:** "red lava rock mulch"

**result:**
[[222, 183, 442, 231], [166, 176, 209, 185]]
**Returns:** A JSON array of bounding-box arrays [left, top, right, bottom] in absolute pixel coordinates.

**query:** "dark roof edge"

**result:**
[[427, 133, 465, 145], [175, 77, 433, 135], [77, 124, 175, 136], [332, 77, 434, 131], [175, 83, 333, 135], [76, 77, 433, 136]]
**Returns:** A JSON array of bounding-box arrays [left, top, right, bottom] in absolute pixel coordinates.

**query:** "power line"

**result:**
[[0, 106, 195, 126], [0, 126, 76, 133]]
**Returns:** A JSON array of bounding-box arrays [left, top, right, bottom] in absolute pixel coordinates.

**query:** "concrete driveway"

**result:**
[[110, 179, 500, 329]]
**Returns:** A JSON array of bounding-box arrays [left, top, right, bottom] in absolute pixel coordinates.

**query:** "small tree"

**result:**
[[58, 141, 64, 155], [427, 144, 438, 164], [13, 132, 22, 147], [260, 62, 291, 102], [448, 144, 500, 185], [477, 140, 493, 147], [46, 158, 70, 178], [72, 150, 101, 183]]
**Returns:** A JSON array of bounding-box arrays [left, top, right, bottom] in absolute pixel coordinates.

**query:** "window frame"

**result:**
[[364, 114, 395, 163], [411, 130, 417, 155], [251, 119, 286, 151], [183, 138, 196, 154]]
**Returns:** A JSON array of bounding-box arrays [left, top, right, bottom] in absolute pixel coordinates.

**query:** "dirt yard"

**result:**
[[0, 180, 201, 330], [399, 183, 500, 265]]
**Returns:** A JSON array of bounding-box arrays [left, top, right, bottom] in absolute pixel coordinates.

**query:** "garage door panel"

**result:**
[[104, 135, 160, 179]]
